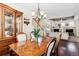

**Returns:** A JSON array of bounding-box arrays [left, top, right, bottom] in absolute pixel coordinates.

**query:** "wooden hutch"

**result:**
[[0, 3, 23, 55]]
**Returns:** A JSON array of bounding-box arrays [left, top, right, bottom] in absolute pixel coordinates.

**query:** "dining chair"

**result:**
[[52, 33, 61, 56], [10, 32, 27, 56], [46, 39, 56, 56], [16, 32, 27, 43]]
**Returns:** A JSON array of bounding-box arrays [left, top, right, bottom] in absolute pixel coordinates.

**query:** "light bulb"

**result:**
[[61, 23, 65, 26], [70, 22, 74, 26], [44, 14, 47, 18], [40, 11, 44, 15], [32, 12, 35, 16]]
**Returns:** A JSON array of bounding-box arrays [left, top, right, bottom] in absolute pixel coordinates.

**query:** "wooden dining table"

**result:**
[[9, 36, 54, 56]]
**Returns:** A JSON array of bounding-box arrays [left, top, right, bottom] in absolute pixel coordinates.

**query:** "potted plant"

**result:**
[[33, 27, 40, 43]]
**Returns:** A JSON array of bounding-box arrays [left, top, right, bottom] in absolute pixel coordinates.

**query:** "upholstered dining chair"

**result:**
[[16, 32, 27, 43], [42, 33, 61, 56], [42, 38, 56, 56], [10, 32, 27, 56], [46, 39, 56, 56], [52, 33, 61, 56]]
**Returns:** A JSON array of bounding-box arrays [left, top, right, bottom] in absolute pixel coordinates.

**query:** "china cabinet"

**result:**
[[0, 3, 23, 55]]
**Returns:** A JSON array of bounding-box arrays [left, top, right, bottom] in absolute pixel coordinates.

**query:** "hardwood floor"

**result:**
[[58, 40, 79, 56]]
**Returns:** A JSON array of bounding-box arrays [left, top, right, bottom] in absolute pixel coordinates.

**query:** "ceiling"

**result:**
[[5, 3, 79, 19]]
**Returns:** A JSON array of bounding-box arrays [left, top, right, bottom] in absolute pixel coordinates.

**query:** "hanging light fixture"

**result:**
[[32, 3, 47, 21]]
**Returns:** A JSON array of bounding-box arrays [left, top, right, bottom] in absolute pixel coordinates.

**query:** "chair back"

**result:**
[[52, 33, 61, 53], [16, 32, 27, 43], [47, 39, 56, 56]]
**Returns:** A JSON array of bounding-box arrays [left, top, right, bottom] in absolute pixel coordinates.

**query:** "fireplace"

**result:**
[[66, 29, 74, 36], [54, 29, 59, 32]]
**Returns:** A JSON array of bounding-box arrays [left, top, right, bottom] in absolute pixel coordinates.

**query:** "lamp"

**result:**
[[32, 3, 47, 21], [61, 23, 65, 27], [24, 18, 30, 25]]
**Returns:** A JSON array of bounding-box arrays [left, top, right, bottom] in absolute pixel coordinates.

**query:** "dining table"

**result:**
[[9, 36, 54, 56]]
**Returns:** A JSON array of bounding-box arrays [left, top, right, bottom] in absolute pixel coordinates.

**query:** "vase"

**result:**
[[35, 37, 38, 43]]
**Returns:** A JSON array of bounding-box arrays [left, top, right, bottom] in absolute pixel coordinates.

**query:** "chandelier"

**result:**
[[32, 4, 47, 21]]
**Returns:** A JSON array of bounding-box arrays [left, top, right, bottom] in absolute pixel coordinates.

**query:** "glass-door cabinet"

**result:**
[[0, 3, 23, 39], [0, 3, 23, 55], [4, 10, 14, 37], [16, 11, 23, 35]]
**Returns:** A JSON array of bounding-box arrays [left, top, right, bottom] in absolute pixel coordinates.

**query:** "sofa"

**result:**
[[49, 32, 69, 40]]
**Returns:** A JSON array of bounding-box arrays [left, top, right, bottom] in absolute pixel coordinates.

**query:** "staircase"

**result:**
[[32, 17, 45, 36]]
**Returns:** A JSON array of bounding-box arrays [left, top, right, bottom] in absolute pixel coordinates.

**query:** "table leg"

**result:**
[[10, 49, 13, 56]]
